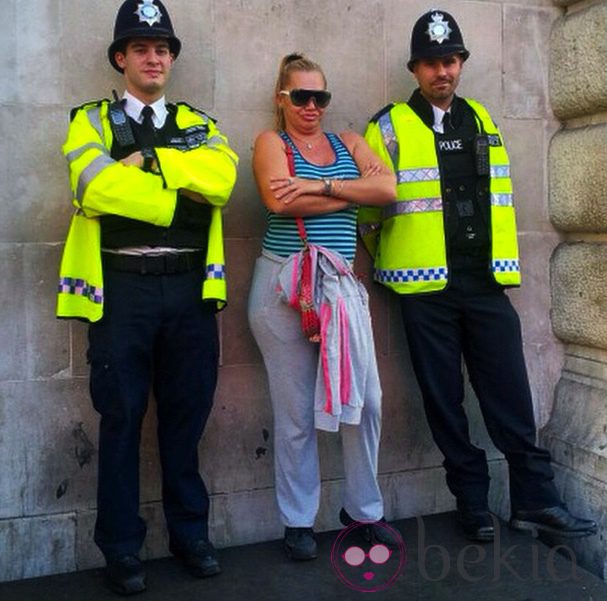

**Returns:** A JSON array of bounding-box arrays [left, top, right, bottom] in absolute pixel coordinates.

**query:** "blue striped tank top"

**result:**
[[262, 131, 360, 261]]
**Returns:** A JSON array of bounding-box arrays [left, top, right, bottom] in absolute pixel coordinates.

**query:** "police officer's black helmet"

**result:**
[[108, 0, 181, 72], [407, 9, 470, 72]]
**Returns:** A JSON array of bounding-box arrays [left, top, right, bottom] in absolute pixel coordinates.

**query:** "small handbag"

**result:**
[[285, 144, 321, 342]]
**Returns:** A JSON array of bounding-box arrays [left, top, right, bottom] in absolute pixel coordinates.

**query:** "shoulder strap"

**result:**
[[283, 143, 307, 243], [463, 98, 501, 134], [69, 99, 109, 122], [174, 101, 215, 123], [369, 102, 395, 124]]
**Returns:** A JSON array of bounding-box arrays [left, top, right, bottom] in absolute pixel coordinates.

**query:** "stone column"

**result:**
[[543, 0, 607, 579]]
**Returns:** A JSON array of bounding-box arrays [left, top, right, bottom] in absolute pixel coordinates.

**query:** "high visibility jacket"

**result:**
[[360, 98, 520, 295], [57, 99, 238, 321]]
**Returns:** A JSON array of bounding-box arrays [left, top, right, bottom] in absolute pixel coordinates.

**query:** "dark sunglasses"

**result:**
[[280, 88, 332, 108]]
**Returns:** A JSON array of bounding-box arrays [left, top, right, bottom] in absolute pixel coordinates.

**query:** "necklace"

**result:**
[[287, 131, 324, 150]]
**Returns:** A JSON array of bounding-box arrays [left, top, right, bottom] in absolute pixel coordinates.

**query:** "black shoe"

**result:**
[[284, 527, 317, 560], [457, 506, 495, 543], [510, 506, 598, 538], [339, 508, 400, 549], [169, 539, 222, 578], [105, 555, 146, 596]]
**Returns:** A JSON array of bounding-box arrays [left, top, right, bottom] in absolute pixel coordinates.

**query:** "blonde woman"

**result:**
[[248, 53, 397, 560]]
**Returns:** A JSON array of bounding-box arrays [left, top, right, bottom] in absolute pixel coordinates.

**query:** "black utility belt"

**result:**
[[102, 251, 206, 275]]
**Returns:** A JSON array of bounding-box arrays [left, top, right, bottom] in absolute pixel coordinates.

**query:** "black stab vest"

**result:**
[[101, 105, 211, 249], [436, 106, 490, 265]]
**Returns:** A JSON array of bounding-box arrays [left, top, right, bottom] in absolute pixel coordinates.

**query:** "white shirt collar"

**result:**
[[432, 104, 448, 134], [122, 90, 168, 128]]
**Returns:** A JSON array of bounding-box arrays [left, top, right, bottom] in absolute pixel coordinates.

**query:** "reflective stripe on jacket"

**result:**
[[359, 98, 520, 295], [57, 100, 238, 321]]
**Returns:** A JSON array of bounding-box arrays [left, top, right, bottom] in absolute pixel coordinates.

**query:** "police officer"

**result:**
[[360, 10, 596, 542], [57, 0, 238, 594]]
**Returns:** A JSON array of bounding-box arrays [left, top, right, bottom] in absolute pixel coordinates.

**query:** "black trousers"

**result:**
[[88, 268, 218, 560], [399, 266, 561, 512]]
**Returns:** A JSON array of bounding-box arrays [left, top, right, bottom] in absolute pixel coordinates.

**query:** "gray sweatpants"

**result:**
[[247, 251, 384, 527]]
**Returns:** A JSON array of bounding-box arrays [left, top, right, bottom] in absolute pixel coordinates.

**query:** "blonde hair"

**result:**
[[273, 52, 327, 131]]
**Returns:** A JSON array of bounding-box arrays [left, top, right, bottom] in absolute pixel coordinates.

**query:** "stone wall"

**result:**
[[542, 0, 607, 580], [0, 0, 562, 581]]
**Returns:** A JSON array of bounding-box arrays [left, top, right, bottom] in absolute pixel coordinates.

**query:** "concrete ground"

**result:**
[[1, 512, 606, 601]]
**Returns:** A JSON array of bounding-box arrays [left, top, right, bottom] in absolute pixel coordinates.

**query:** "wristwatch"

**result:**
[[141, 147, 156, 172]]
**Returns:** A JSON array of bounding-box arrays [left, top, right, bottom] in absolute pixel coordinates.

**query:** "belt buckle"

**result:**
[[164, 253, 180, 274], [139, 254, 149, 275]]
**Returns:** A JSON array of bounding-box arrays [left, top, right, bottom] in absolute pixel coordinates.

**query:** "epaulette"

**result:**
[[69, 99, 109, 122], [174, 101, 217, 124], [369, 103, 395, 123]]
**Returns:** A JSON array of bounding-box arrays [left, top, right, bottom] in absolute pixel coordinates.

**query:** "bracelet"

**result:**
[[334, 179, 345, 198], [322, 178, 332, 196]]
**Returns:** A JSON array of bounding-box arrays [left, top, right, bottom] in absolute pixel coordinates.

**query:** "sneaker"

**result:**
[[284, 527, 317, 561]]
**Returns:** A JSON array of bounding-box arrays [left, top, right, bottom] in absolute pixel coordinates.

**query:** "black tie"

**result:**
[[442, 111, 453, 131], [140, 105, 156, 147]]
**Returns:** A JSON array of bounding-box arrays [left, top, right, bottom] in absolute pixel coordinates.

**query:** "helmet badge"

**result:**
[[426, 12, 452, 44], [135, 0, 163, 27]]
